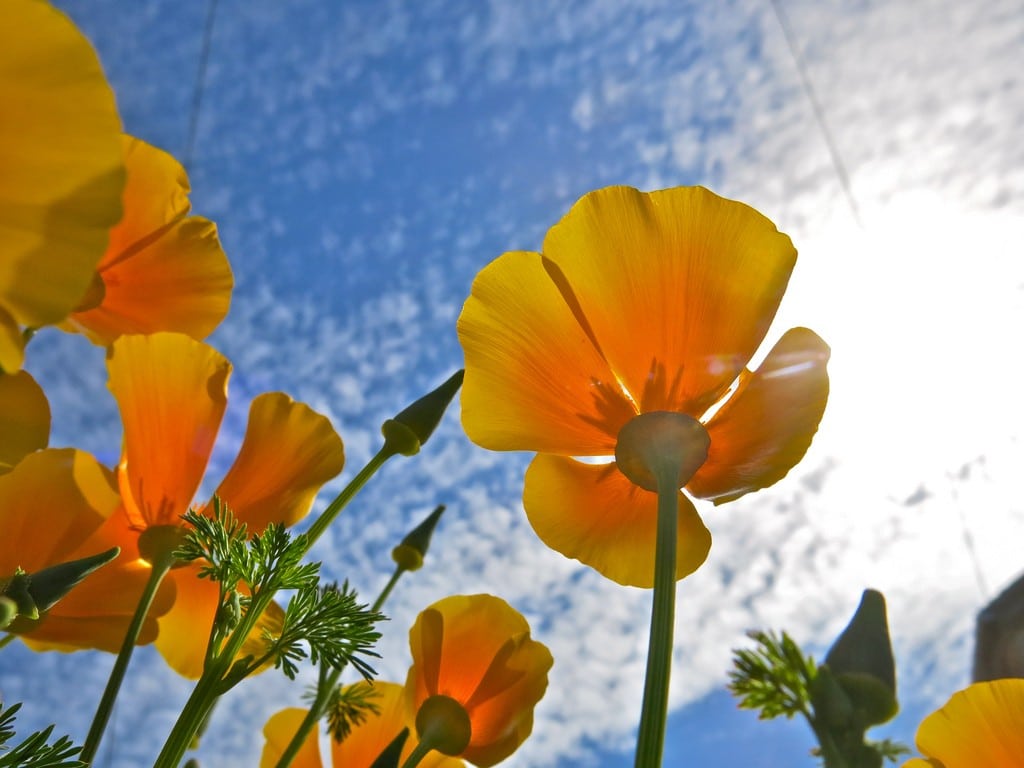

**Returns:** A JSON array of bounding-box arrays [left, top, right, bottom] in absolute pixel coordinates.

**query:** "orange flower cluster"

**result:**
[[261, 595, 552, 768], [0, 0, 342, 680]]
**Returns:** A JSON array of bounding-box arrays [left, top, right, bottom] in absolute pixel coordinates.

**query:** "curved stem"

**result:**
[[154, 448, 398, 768], [273, 566, 405, 768], [399, 738, 435, 768], [634, 464, 679, 768], [304, 446, 394, 548], [81, 546, 175, 764], [0, 633, 15, 651]]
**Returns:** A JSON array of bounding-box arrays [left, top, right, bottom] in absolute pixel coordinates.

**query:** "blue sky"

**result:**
[[4, 0, 1024, 766]]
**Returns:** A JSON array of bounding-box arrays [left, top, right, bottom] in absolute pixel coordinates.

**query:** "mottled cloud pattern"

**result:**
[[4, 0, 1022, 765]]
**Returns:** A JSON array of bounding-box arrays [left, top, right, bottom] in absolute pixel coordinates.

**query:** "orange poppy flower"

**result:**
[[260, 683, 464, 768], [0, 448, 172, 652], [457, 185, 829, 587], [902, 679, 1024, 767], [0, 0, 124, 372], [0, 371, 50, 473], [404, 594, 553, 767], [61, 135, 233, 345], [105, 331, 346, 677]]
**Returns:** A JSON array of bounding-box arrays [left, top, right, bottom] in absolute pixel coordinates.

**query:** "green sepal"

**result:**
[[1, 596, 19, 630], [0, 570, 36, 621], [1, 547, 121, 625], [391, 505, 445, 571], [368, 727, 409, 768], [381, 370, 463, 456], [824, 589, 898, 726], [809, 665, 854, 730]]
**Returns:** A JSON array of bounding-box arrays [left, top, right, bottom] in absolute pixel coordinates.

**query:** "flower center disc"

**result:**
[[614, 411, 710, 493]]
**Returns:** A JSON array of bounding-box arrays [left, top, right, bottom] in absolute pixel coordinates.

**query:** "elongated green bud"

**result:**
[[392, 505, 446, 572], [369, 728, 409, 768], [823, 589, 898, 726], [24, 547, 121, 613], [381, 370, 464, 456]]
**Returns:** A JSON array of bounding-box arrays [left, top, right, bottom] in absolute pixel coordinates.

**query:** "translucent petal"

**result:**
[[260, 709, 322, 768], [912, 679, 1024, 767], [688, 328, 830, 504], [524, 454, 711, 587], [458, 250, 636, 455], [0, 0, 123, 329], [0, 370, 50, 473], [542, 186, 796, 416], [214, 393, 344, 532], [65, 137, 232, 344], [107, 333, 230, 528]]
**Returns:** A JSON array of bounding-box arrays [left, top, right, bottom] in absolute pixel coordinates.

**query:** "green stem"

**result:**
[[153, 447, 398, 768], [634, 465, 679, 768], [399, 738, 434, 768], [81, 546, 176, 765], [273, 566, 405, 768], [304, 445, 394, 548], [0, 633, 15, 651]]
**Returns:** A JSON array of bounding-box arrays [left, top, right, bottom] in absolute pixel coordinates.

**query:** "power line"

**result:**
[[183, 0, 220, 172], [767, 0, 863, 228]]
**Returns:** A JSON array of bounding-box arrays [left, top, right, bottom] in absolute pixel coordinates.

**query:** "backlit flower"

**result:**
[[405, 594, 552, 767], [0, 371, 50, 473], [457, 186, 829, 586], [902, 679, 1024, 767], [106, 331, 346, 677], [61, 135, 233, 345], [260, 683, 464, 768], [0, 0, 124, 371], [0, 448, 171, 652]]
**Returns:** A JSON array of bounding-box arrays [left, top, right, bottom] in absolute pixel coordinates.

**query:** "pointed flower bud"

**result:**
[[19, 546, 121, 613], [822, 589, 898, 726], [381, 370, 464, 456], [392, 505, 446, 572]]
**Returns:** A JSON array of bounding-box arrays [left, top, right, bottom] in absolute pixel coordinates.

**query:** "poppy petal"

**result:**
[[458, 250, 637, 455], [0, 308, 25, 372], [0, 449, 169, 652], [0, 0, 123, 330], [64, 137, 233, 345], [214, 393, 345, 532], [0, 371, 50, 473], [541, 186, 797, 416], [107, 333, 230, 528], [688, 328, 830, 504], [260, 708, 322, 768], [910, 679, 1024, 767], [523, 454, 711, 587], [154, 563, 286, 679]]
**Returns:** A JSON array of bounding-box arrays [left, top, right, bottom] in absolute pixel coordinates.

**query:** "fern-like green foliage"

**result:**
[[729, 630, 817, 721], [0, 702, 84, 768], [175, 498, 382, 688], [324, 680, 382, 743]]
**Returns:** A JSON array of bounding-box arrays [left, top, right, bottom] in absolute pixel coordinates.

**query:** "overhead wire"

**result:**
[[183, 0, 221, 172], [767, 0, 863, 228]]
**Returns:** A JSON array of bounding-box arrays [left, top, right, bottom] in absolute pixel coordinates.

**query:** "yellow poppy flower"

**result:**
[[457, 186, 829, 587], [61, 135, 233, 345], [106, 332, 346, 677], [0, 371, 50, 473], [0, 0, 124, 372], [405, 594, 553, 767], [902, 679, 1024, 767], [260, 683, 464, 768], [0, 448, 172, 652]]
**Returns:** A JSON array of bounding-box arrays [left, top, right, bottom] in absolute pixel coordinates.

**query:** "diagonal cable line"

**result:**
[[768, 0, 863, 228], [183, 0, 220, 172]]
